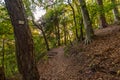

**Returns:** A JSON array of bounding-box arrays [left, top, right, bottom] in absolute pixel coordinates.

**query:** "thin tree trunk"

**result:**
[[0, 39, 6, 80], [32, 20, 50, 51], [79, 0, 94, 44], [2, 39, 5, 69], [96, 0, 107, 28], [68, 0, 79, 40], [29, 5, 50, 51], [111, 0, 120, 22], [79, 19, 84, 41], [40, 26, 50, 51], [5, 0, 40, 80]]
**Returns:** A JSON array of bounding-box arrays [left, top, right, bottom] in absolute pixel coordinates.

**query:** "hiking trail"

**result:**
[[38, 25, 120, 80]]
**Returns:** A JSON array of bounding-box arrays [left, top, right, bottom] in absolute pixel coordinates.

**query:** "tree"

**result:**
[[73, 0, 84, 41], [24, 0, 50, 51], [32, 17, 50, 51], [68, 0, 79, 40], [111, 0, 120, 23], [4, 0, 40, 80], [79, 0, 94, 44], [96, 0, 107, 28]]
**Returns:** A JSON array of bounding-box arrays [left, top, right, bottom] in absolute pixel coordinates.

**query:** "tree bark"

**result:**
[[79, 0, 94, 44], [96, 0, 107, 28], [111, 0, 120, 23], [5, 0, 40, 80]]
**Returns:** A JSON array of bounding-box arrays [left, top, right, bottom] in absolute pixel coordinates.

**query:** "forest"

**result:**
[[0, 0, 120, 80]]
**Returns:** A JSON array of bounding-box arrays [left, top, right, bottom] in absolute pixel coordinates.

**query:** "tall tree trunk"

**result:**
[[5, 0, 40, 80], [79, 0, 94, 44], [96, 0, 107, 28], [68, 0, 79, 40], [111, 0, 120, 23]]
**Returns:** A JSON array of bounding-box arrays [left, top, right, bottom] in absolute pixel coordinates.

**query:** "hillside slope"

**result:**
[[38, 25, 120, 80]]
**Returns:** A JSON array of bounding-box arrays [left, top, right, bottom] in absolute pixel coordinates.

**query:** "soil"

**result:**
[[37, 24, 120, 80]]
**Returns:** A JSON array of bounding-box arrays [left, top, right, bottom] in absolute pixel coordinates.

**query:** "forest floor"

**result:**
[[37, 24, 120, 80]]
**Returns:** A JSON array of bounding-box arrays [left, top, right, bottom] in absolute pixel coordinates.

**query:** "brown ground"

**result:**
[[37, 25, 120, 80]]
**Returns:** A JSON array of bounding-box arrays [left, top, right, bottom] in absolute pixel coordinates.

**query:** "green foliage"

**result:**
[[0, 5, 12, 35], [1, 0, 120, 78], [41, 3, 67, 46], [0, 4, 18, 77], [33, 35, 47, 61], [104, 2, 115, 13], [0, 38, 18, 77]]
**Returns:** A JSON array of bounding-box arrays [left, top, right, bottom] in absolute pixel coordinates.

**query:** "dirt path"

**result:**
[[37, 47, 75, 80]]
